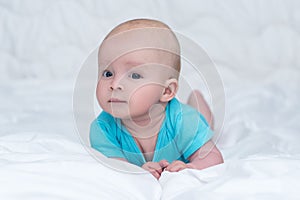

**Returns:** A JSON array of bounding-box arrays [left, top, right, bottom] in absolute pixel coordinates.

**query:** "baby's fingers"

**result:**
[[165, 161, 187, 172], [142, 162, 163, 178], [149, 169, 161, 179], [159, 160, 169, 169], [151, 162, 164, 174], [167, 164, 186, 172]]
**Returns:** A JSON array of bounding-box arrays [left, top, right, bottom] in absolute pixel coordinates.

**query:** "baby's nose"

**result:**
[[110, 77, 124, 90]]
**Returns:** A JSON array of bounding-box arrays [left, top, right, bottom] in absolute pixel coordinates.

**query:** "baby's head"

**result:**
[[96, 19, 181, 121]]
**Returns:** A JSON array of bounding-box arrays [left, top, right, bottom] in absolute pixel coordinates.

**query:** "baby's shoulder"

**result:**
[[167, 98, 209, 128], [168, 98, 199, 118]]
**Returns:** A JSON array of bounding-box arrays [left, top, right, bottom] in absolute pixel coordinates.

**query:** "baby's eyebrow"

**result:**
[[125, 61, 145, 67]]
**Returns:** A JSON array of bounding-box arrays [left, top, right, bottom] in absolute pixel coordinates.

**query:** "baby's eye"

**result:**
[[129, 73, 142, 79], [102, 70, 113, 78]]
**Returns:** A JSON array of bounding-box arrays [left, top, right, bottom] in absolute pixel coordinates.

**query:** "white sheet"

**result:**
[[1, 0, 300, 199], [0, 133, 161, 200]]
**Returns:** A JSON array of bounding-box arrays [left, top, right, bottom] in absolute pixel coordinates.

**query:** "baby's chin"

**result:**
[[105, 109, 131, 119]]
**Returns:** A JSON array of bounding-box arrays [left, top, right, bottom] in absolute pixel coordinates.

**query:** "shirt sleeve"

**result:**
[[89, 119, 126, 159], [175, 105, 214, 160]]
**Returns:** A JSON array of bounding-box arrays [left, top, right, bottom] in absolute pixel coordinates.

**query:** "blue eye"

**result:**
[[102, 70, 113, 77], [130, 73, 142, 79]]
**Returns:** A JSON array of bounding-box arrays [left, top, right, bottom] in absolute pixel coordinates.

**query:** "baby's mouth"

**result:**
[[108, 98, 127, 103]]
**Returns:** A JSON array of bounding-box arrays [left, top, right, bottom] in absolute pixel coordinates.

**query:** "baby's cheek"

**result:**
[[129, 85, 162, 104], [96, 82, 109, 108], [128, 92, 149, 113]]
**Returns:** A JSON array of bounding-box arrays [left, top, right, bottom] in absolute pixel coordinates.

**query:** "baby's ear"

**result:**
[[160, 78, 178, 102]]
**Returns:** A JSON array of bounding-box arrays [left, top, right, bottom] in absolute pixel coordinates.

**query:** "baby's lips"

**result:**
[[108, 98, 126, 103]]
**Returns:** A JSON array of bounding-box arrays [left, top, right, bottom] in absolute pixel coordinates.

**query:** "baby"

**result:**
[[90, 18, 223, 179]]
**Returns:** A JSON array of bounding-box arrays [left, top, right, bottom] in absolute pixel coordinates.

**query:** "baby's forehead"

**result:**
[[99, 49, 174, 68]]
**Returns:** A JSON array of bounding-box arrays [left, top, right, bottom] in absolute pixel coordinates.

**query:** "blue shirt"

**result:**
[[90, 98, 214, 167]]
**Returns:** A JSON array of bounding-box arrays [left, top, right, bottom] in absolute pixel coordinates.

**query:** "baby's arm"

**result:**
[[165, 140, 223, 172], [187, 140, 223, 170]]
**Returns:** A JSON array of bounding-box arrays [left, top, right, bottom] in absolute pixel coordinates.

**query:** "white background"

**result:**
[[1, 0, 300, 199]]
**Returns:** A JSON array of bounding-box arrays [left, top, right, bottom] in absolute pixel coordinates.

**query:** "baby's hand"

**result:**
[[165, 160, 194, 172], [142, 160, 169, 179]]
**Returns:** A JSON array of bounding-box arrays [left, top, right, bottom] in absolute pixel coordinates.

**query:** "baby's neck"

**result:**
[[121, 103, 166, 140]]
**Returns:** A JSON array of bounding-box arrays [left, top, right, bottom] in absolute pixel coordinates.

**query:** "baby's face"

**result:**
[[96, 49, 177, 121]]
